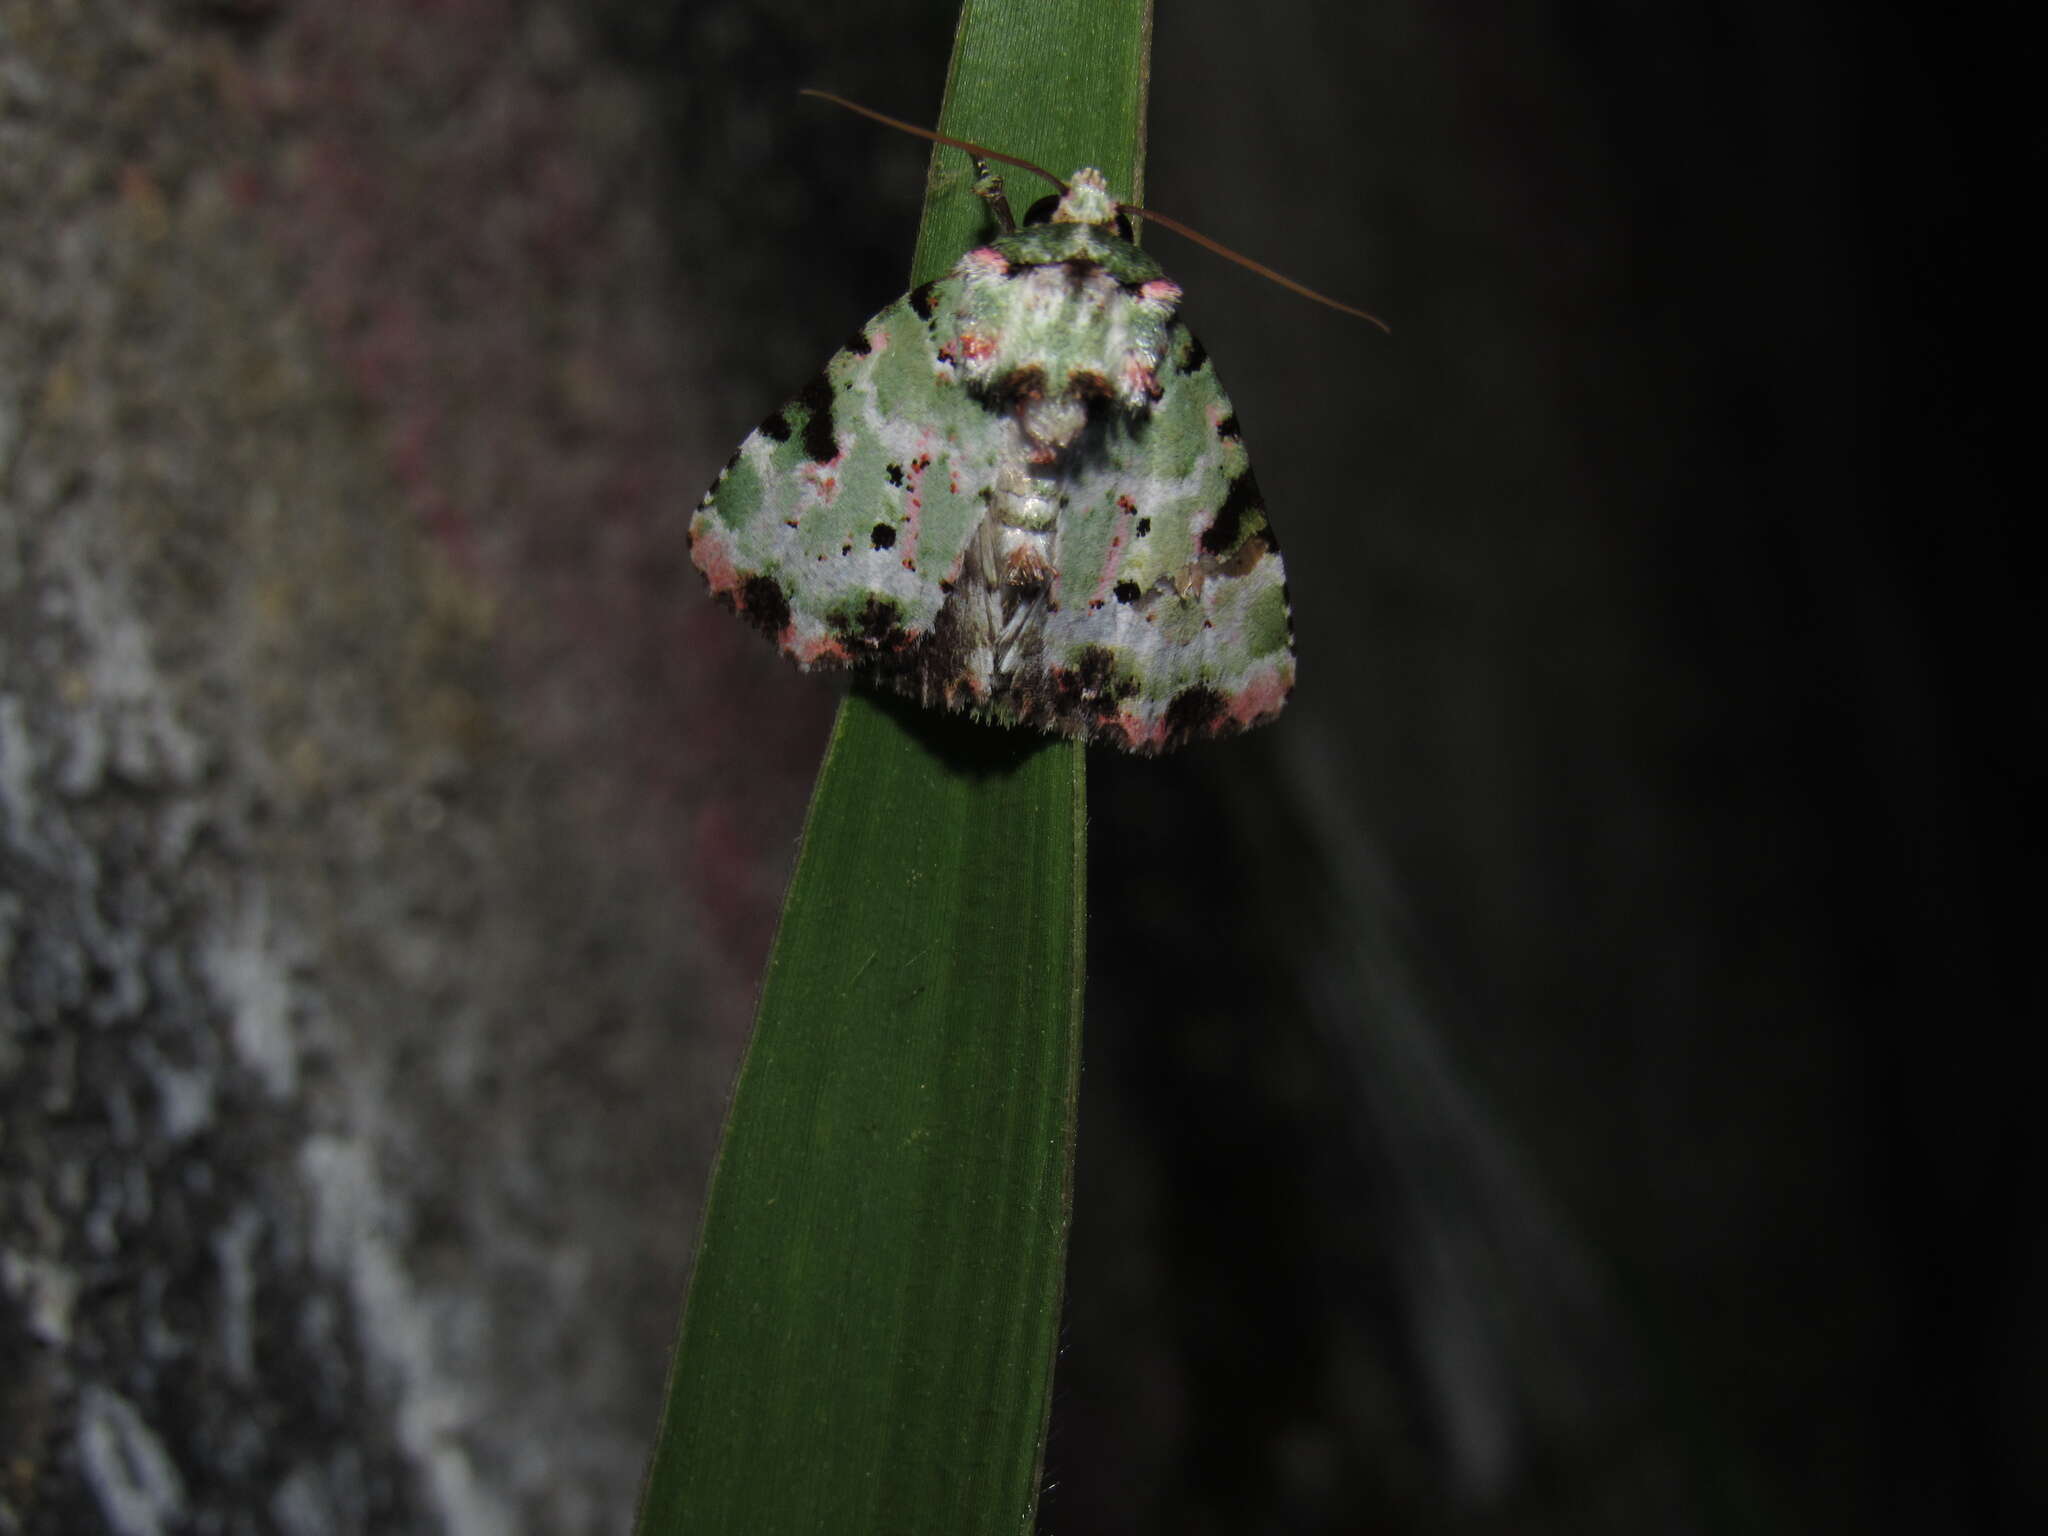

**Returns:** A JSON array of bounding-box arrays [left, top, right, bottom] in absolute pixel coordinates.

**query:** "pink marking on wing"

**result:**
[[899, 442, 940, 562], [1107, 712, 1149, 752], [961, 332, 997, 364], [1228, 666, 1290, 727], [798, 447, 848, 504], [691, 522, 741, 597], [962, 247, 1010, 277], [1140, 278, 1182, 307], [1087, 499, 1139, 606], [793, 633, 850, 667]]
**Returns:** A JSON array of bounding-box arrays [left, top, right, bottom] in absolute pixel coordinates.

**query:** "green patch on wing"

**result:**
[[1246, 579, 1292, 658]]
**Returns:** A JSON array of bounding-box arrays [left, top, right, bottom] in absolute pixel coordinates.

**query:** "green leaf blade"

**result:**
[[642, 697, 1087, 1533]]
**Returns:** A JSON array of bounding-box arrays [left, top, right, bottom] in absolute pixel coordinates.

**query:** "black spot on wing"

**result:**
[[886, 462, 905, 486], [830, 595, 914, 659], [1161, 685, 1229, 750], [1135, 517, 1151, 537], [758, 409, 792, 443], [871, 523, 896, 550], [1050, 645, 1139, 722], [1113, 580, 1140, 604], [843, 328, 873, 356], [1216, 412, 1241, 440], [1201, 468, 1263, 555], [1178, 331, 1210, 376], [795, 373, 838, 463], [909, 280, 939, 320], [739, 573, 791, 638]]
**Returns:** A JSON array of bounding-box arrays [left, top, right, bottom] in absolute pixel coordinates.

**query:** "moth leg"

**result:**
[[972, 160, 1017, 234]]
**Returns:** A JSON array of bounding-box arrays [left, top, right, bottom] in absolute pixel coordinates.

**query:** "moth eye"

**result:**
[[1023, 192, 1061, 227]]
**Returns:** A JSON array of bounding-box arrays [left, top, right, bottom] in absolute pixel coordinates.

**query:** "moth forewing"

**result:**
[[689, 167, 1293, 754]]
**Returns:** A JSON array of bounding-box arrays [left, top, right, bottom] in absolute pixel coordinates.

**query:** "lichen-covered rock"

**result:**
[[1, 3, 824, 1531]]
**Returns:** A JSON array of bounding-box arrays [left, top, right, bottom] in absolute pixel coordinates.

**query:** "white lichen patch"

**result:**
[[2, 1246, 81, 1345], [77, 1385, 189, 1536], [202, 886, 299, 1102], [300, 1134, 519, 1536]]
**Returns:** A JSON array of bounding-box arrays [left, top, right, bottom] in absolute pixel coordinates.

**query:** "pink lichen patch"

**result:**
[[962, 247, 1011, 278], [1139, 278, 1183, 307], [253, 0, 832, 1011], [1122, 357, 1162, 402]]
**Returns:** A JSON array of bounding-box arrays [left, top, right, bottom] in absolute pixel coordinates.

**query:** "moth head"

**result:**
[[1029, 168, 1134, 241]]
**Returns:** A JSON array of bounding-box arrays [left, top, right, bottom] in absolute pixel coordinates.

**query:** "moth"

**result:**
[[690, 98, 1380, 753]]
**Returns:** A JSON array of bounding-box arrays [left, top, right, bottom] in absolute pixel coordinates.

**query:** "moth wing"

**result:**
[[1039, 325, 1295, 752], [689, 282, 999, 671]]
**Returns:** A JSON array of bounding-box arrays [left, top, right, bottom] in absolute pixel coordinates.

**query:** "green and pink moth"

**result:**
[[690, 97, 1381, 753]]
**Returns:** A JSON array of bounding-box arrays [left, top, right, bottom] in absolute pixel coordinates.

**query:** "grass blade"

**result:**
[[636, 3, 1150, 1531]]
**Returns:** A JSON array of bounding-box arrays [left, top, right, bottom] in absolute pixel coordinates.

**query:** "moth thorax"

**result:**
[[993, 461, 1061, 533]]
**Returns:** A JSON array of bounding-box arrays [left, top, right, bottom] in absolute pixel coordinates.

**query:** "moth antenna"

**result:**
[[800, 89, 1069, 195], [803, 89, 1385, 330], [1124, 203, 1391, 331]]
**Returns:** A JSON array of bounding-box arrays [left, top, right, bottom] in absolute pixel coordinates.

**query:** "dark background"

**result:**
[[1, 2, 2030, 1533]]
